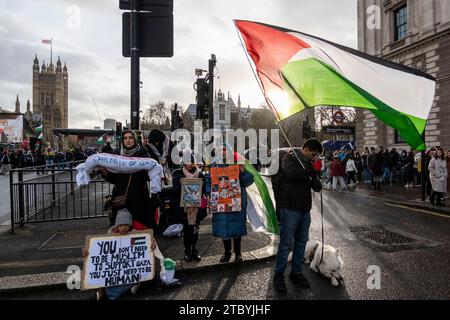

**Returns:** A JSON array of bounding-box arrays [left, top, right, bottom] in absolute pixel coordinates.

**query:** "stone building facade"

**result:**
[[32, 54, 69, 146], [356, 0, 450, 150]]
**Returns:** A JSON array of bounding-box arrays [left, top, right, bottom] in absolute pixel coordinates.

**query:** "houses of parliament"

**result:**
[[32, 54, 69, 144]]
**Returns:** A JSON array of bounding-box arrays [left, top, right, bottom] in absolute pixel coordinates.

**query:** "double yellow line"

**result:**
[[384, 202, 450, 219]]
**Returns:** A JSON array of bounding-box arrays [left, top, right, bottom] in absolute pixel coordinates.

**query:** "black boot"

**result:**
[[273, 273, 287, 293], [220, 239, 232, 263], [191, 225, 201, 261], [429, 191, 436, 205], [233, 237, 242, 263], [437, 193, 445, 207], [183, 225, 193, 261]]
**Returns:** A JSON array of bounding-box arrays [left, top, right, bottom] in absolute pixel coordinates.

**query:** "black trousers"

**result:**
[[430, 191, 444, 204], [223, 237, 241, 256], [346, 171, 357, 184], [183, 225, 199, 251]]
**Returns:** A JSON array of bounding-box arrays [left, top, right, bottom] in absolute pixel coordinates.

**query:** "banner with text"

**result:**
[[82, 230, 155, 290]]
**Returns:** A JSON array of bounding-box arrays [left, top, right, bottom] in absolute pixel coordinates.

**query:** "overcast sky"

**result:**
[[0, 0, 357, 128]]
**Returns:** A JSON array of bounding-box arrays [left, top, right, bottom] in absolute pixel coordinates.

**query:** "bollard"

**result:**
[[18, 170, 24, 228], [51, 164, 56, 205], [9, 170, 14, 234]]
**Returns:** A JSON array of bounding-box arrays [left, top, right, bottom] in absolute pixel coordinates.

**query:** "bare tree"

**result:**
[[141, 101, 170, 131]]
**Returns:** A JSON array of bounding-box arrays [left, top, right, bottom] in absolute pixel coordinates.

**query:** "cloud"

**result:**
[[0, 0, 358, 128]]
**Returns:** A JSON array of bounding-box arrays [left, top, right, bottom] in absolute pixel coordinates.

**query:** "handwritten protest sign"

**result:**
[[210, 165, 242, 213], [81, 230, 155, 290], [180, 178, 203, 207]]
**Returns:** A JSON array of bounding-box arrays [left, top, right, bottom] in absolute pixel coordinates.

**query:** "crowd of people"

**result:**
[[0, 145, 97, 175], [3, 133, 450, 298], [316, 145, 450, 205]]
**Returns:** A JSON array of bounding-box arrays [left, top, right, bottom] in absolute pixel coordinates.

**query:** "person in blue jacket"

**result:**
[[205, 144, 254, 263]]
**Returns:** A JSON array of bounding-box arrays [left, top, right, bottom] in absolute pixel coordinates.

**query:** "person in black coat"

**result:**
[[98, 130, 159, 230], [146, 129, 176, 187], [273, 139, 323, 293]]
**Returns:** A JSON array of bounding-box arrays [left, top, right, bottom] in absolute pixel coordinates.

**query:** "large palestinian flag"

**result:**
[[235, 20, 436, 150]]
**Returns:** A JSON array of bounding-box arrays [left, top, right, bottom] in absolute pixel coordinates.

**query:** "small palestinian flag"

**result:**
[[130, 236, 146, 246]]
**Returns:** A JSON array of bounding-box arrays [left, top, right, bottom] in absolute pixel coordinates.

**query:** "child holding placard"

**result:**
[[82, 208, 156, 300]]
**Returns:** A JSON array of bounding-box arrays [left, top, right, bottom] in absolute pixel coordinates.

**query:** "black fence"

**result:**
[[9, 161, 112, 234]]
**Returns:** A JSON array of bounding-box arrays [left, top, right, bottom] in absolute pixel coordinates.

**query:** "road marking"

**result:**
[[384, 202, 450, 219]]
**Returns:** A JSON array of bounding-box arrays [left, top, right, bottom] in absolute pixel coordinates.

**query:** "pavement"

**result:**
[[0, 214, 277, 293], [1, 175, 449, 296]]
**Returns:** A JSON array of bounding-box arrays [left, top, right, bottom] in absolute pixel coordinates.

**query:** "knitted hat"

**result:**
[[115, 208, 133, 227]]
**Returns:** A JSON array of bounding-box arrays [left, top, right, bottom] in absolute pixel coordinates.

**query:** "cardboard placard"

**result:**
[[210, 165, 242, 213], [81, 230, 155, 290], [180, 178, 203, 207]]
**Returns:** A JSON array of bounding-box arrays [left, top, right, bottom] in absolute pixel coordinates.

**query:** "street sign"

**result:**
[[322, 126, 355, 135], [119, 0, 173, 12], [333, 111, 345, 124], [122, 12, 173, 57]]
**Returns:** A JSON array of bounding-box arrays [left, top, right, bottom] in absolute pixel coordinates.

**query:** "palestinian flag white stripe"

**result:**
[[286, 31, 436, 120]]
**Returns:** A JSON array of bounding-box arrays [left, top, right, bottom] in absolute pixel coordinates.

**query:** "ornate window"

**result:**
[[394, 5, 407, 41], [219, 104, 226, 121]]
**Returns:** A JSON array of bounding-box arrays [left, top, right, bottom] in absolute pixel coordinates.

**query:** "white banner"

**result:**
[[0, 115, 23, 143]]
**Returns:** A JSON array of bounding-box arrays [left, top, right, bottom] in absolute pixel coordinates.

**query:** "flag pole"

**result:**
[[50, 37, 53, 65], [235, 20, 325, 263]]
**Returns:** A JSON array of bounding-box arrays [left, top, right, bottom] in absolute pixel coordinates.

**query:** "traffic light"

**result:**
[[116, 122, 123, 135], [177, 113, 183, 128], [116, 122, 123, 143], [195, 78, 209, 119]]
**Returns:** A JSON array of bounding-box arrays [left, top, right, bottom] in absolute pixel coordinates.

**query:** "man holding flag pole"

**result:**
[[234, 19, 436, 293]]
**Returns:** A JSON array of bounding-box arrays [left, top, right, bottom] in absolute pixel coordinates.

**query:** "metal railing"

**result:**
[[9, 161, 112, 234]]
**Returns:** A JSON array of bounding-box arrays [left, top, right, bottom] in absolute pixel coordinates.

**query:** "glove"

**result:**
[[310, 177, 323, 193]]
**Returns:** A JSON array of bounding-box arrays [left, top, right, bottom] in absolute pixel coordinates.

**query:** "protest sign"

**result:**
[[209, 165, 242, 213], [180, 178, 203, 207], [75, 153, 163, 193], [81, 230, 155, 290]]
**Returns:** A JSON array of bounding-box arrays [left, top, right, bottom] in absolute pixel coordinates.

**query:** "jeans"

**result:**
[[105, 284, 133, 300], [275, 208, 311, 275], [382, 167, 391, 184], [363, 168, 372, 182]]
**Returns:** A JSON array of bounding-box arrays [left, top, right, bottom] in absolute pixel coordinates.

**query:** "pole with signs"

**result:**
[[121, 0, 173, 130], [130, 0, 140, 130], [208, 55, 216, 129]]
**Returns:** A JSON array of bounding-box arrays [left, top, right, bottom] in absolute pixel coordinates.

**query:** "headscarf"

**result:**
[[148, 129, 172, 185], [121, 130, 146, 157]]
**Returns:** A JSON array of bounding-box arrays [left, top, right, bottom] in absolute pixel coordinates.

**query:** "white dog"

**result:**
[[288, 240, 344, 287]]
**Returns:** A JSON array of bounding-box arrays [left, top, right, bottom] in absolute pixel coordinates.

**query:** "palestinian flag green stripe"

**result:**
[[244, 160, 279, 235], [281, 58, 427, 150]]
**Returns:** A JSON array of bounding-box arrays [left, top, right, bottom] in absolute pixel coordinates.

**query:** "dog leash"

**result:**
[[319, 189, 324, 266]]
